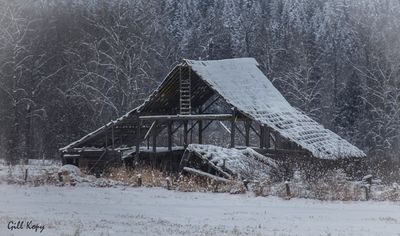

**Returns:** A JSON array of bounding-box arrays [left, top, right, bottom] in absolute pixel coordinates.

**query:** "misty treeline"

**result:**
[[0, 0, 399, 174]]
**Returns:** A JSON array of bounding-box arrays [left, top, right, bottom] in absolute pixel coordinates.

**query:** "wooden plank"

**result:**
[[144, 121, 157, 140], [139, 114, 233, 121], [179, 149, 191, 170], [183, 167, 230, 183], [219, 121, 231, 133], [190, 150, 233, 179], [255, 148, 310, 156]]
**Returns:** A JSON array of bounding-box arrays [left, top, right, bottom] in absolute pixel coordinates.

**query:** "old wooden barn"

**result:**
[[60, 58, 365, 178]]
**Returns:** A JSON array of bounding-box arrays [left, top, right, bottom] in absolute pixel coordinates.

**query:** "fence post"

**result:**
[[362, 174, 373, 200], [243, 179, 249, 190], [166, 177, 171, 190], [363, 185, 369, 200], [285, 180, 291, 199], [24, 169, 28, 183], [137, 174, 142, 187]]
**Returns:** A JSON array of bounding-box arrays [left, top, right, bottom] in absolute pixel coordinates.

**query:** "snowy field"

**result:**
[[1, 185, 400, 236]]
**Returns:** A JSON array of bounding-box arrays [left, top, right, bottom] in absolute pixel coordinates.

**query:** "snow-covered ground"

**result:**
[[1, 185, 400, 236]]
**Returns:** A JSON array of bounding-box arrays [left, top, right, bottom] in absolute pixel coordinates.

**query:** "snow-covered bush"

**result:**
[[251, 169, 364, 200], [58, 165, 83, 186]]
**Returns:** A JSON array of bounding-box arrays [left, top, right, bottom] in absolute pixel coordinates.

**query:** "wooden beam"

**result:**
[[265, 126, 270, 149], [260, 125, 265, 148], [275, 131, 282, 149], [245, 120, 251, 146], [134, 120, 141, 165], [111, 126, 115, 150], [167, 121, 172, 151], [139, 114, 233, 121], [172, 122, 183, 135], [250, 124, 260, 137], [152, 121, 158, 152], [179, 149, 191, 170], [183, 120, 188, 147], [198, 120, 203, 144], [264, 148, 310, 156], [187, 120, 199, 133], [230, 109, 236, 148], [183, 167, 230, 183], [190, 150, 232, 179], [202, 96, 221, 113], [202, 120, 213, 132], [234, 123, 245, 138], [144, 121, 157, 140], [105, 127, 108, 147]]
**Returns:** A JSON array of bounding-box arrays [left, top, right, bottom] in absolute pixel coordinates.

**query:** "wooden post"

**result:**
[[265, 126, 270, 149], [285, 180, 291, 199], [152, 121, 157, 152], [105, 127, 108, 147], [230, 109, 236, 148], [275, 132, 281, 149], [183, 120, 188, 147], [245, 120, 250, 146], [190, 121, 193, 143], [363, 185, 369, 200], [134, 120, 141, 165], [243, 179, 249, 190], [260, 125, 265, 148], [198, 106, 203, 144], [198, 120, 203, 144], [362, 174, 373, 200], [111, 126, 115, 150], [166, 177, 171, 190], [137, 174, 142, 187], [167, 121, 172, 151]]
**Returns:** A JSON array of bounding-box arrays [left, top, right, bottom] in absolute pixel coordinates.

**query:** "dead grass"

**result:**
[[102, 166, 245, 193], [4, 163, 400, 201]]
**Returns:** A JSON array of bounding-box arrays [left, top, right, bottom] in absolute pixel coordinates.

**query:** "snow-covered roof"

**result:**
[[187, 144, 278, 180], [185, 58, 365, 159]]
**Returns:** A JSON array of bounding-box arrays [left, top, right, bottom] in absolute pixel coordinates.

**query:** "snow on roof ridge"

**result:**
[[184, 57, 259, 66]]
